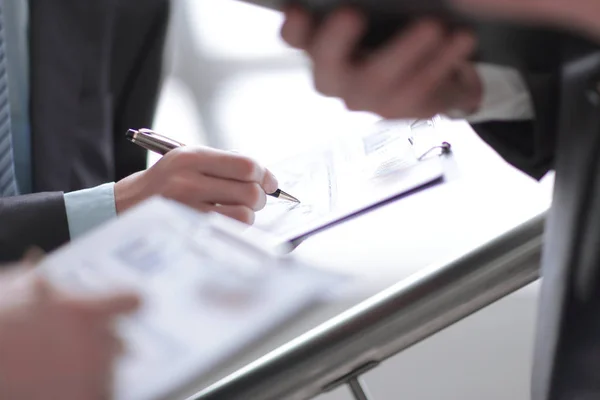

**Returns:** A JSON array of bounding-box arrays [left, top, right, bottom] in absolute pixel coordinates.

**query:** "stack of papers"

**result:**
[[38, 198, 342, 400]]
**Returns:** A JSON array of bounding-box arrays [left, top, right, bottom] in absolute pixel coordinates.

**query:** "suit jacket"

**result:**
[[0, 0, 170, 262], [473, 36, 600, 400]]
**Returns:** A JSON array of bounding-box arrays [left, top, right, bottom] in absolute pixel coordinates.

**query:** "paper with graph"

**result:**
[[254, 120, 445, 241], [38, 198, 342, 400]]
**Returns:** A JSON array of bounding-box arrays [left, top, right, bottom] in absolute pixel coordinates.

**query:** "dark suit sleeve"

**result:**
[[471, 71, 560, 180], [0, 192, 70, 263], [110, 0, 171, 181]]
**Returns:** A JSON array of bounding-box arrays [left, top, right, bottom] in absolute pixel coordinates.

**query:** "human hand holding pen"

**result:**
[[114, 131, 292, 225]]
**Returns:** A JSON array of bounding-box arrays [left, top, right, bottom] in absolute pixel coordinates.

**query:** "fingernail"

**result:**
[[262, 169, 279, 194]]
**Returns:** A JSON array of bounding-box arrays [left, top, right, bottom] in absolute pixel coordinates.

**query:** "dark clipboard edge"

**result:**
[[284, 174, 445, 252]]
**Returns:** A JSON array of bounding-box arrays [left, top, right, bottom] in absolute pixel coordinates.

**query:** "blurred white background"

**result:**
[[152, 2, 551, 399], [151, 0, 380, 167]]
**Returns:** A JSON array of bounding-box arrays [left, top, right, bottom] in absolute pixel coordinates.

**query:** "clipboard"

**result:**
[[253, 118, 446, 244]]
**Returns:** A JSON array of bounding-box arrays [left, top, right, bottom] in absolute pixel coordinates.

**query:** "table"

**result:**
[[175, 119, 553, 400]]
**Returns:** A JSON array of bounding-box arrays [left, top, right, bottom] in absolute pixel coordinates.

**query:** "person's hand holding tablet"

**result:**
[[280, 7, 483, 120]]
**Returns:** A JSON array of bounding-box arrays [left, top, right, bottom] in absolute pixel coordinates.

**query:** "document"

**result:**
[[38, 198, 343, 400], [254, 119, 445, 241]]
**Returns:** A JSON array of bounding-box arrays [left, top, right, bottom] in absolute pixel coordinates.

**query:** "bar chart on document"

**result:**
[[254, 119, 445, 241]]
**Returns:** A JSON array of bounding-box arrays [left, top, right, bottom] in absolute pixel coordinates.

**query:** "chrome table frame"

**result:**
[[189, 212, 545, 400]]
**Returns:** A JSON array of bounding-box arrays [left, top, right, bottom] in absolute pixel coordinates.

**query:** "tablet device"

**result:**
[[236, 0, 561, 71]]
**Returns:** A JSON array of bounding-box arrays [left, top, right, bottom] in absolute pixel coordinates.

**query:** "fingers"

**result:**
[[227, 150, 278, 193], [363, 20, 444, 83], [363, 30, 476, 119], [195, 175, 267, 211], [98, 321, 126, 357], [97, 293, 141, 315], [290, 8, 478, 119], [159, 148, 279, 211], [166, 147, 273, 185], [164, 174, 267, 211], [159, 173, 260, 223], [0, 266, 44, 292], [65, 292, 141, 319], [205, 204, 255, 225], [262, 169, 279, 194], [87, 321, 124, 358], [344, 20, 445, 112], [395, 31, 476, 117], [309, 9, 366, 96], [4, 271, 54, 302], [28, 272, 53, 298], [116, 145, 278, 216], [445, 62, 484, 115], [83, 325, 121, 399], [280, 6, 313, 49]]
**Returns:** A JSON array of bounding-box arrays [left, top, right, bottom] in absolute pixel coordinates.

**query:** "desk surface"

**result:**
[[177, 119, 553, 399]]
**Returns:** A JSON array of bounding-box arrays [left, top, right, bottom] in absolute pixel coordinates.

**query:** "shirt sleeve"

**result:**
[[469, 68, 559, 180], [63, 183, 117, 239], [463, 63, 535, 123]]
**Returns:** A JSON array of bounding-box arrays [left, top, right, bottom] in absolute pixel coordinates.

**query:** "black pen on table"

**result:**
[[126, 128, 300, 203]]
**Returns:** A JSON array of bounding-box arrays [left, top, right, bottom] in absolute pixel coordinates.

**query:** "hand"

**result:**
[[451, 0, 600, 42], [115, 147, 279, 224], [281, 8, 482, 119], [0, 267, 139, 400]]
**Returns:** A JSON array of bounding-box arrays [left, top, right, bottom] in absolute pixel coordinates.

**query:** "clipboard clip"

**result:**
[[417, 142, 452, 161], [408, 118, 452, 161]]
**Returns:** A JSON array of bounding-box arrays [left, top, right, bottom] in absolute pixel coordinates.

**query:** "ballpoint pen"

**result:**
[[126, 128, 300, 203]]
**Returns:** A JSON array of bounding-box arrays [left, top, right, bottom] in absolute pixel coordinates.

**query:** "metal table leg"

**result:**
[[348, 376, 372, 400]]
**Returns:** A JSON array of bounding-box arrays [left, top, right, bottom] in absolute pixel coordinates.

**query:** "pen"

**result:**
[[126, 128, 300, 203]]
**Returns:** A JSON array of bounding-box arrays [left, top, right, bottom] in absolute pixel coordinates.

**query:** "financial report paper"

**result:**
[[254, 119, 445, 241], [38, 198, 342, 400]]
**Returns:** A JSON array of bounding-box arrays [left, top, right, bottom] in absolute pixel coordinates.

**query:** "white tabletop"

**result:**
[[177, 119, 553, 399]]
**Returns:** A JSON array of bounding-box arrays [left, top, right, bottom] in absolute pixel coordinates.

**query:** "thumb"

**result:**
[[11, 270, 53, 299], [261, 168, 279, 194], [228, 149, 279, 194], [66, 291, 141, 317]]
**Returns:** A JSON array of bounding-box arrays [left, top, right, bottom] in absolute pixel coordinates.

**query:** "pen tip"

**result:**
[[278, 190, 300, 203]]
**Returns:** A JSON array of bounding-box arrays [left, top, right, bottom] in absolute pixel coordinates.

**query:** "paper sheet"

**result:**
[[38, 198, 342, 400], [254, 119, 445, 241]]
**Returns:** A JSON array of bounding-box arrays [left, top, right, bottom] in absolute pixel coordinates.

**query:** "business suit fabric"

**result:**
[[474, 37, 600, 399], [0, 0, 170, 261], [0, 4, 17, 196]]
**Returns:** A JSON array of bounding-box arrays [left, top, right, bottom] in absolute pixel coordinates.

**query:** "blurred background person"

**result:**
[[280, 2, 600, 399]]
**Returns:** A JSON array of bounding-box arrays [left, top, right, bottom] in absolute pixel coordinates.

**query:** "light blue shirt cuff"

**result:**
[[64, 182, 117, 239]]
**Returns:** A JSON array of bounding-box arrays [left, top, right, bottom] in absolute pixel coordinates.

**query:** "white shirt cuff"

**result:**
[[464, 63, 535, 123], [64, 182, 117, 239]]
